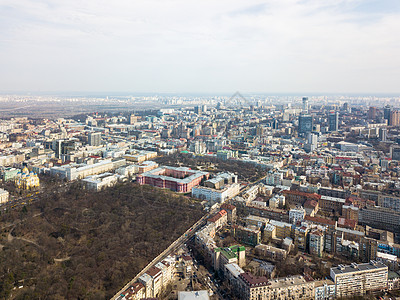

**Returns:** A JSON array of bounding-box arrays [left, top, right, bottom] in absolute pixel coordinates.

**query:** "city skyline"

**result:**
[[1, 0, 400, 94]]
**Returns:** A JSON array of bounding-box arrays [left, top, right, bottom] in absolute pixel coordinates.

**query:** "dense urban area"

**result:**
[[1, 94, 400, 300]]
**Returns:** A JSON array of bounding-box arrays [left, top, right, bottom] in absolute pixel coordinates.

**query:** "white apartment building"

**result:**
[[289, 206, 306, 224], [330, 261, 388, 298], [265, 171, 283, 186], [50, 159, 124, 180], [82, 173, 119, 191], [192, 183, 240, 203], [314, 279, 335, 300], [0, 188, 9, 204]]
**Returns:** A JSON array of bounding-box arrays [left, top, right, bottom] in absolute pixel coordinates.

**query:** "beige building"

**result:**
[[0, 188, 9, 204], [123, 150, 157, 163], [255, 244, 287, 261], [330, 261, 388, 298], [237, 273, 315, 300], [120, 282, 145, 300]]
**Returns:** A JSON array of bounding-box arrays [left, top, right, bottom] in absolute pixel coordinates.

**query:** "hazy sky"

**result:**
[[1, 0, 399, 94]]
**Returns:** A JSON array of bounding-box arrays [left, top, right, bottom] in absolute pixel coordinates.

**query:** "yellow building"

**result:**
[[14, 167, 40, 190]]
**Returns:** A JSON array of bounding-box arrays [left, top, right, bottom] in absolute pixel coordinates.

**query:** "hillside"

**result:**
[[0, 182, 204, 299]]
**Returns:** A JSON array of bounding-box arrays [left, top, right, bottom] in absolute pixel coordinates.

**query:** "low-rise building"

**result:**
[[137, 166, 209, 193], [192, 183, 240, 203], [82, 172, 119, 191]]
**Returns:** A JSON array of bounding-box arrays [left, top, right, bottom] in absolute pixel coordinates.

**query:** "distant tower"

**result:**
[[88, 132, 101, 146], [368, 107, 377, 120], [272, 119, 279, 130], [379, 128, 387, 142], [328, 111, 339, 132], [130, 114, 138, 125], [302, 97, 309, 113], [298, 114, 313, 134], [384, 105, 391, 124]]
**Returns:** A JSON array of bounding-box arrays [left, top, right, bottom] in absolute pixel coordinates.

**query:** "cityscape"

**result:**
[[1, 0, 400, 299], [1, 95, 400, 299]]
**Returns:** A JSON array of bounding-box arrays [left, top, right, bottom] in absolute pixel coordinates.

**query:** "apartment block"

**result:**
[[213, 245, 246, 271], [0, 188, 9, 204], [330, 261, 388, 298], [378, 194, 400, 212], [192, 183, 240, 203], [237, 273, 315, 300], [359, 206, 400, 233], [255, 244, 287, 261], [231, 225, 261, 246], [309, 228, 325, 257], [319, 195, 345, 215]]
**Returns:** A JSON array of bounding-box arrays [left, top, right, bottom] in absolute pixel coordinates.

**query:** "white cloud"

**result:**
[[0, 0, 399, 93]]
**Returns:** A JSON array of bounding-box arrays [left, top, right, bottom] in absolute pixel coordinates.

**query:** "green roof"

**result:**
[[230, 245, 246, 252], [215, 245, 245, 260], [215, 247, 238, 260]]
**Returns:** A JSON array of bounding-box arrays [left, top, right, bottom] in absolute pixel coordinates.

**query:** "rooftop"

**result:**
[[178, 290, 210, 300], [239, 272, 269, 287], [331, 261, 387, 275]]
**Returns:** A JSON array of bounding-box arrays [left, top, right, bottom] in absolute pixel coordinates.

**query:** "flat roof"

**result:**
[[178, 291, 209, 300], [331, 261, 387, 275], [225, 263, 244, 278]]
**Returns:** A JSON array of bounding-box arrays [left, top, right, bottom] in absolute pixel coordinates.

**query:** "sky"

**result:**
[[0, 0, 399, 94]]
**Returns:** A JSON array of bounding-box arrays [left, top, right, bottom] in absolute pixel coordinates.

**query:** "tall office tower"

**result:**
[[389, 110, 400, 126], [272, 119, 279, 129], [54, 140, 76, 159], [88, 132, 102, 146], [342, 102, 349, 112], [379, 127, 387, 142], [302, 97, 309, 113], [195, 104, 207, 115], [328, 111, 339, 132], [54, 140, 63, 159], [304, 132, 318, 152], [384, 105, 391, 124], [368, 107, 377, 120], [298, 114, 313, 134]]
